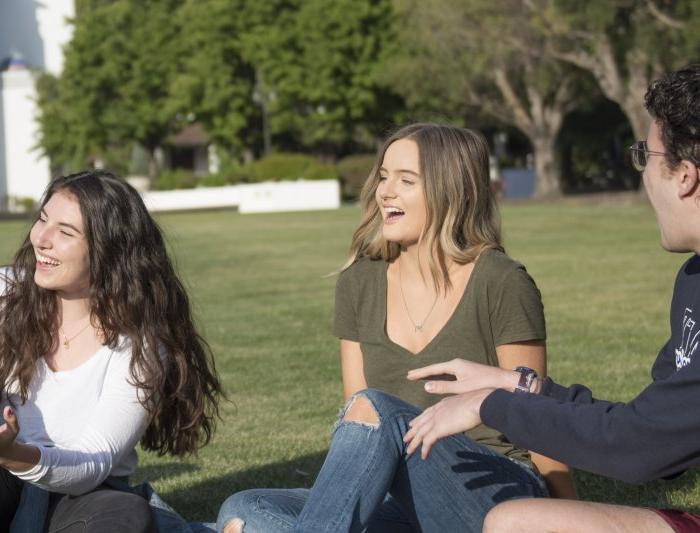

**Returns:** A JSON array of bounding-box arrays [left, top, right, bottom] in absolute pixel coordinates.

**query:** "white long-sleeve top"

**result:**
[[0, 268, 150, 495]]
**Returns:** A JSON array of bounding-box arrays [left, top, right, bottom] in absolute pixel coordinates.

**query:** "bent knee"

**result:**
[[222, 517, 244, 533], [217, 491, 258, 532], [343, 395, 379, 426]]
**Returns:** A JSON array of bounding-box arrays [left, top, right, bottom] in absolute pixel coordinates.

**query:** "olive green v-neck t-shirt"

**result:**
[[333, 249, 546, 461]]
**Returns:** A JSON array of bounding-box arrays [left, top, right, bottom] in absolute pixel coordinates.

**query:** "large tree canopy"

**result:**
[[527, 0, 699, 139], [387, 0, 588, 196], [35, 0, 700, 191], [230, 0, 398, 156], [37, 0, 183, 177], [37, 0, 399, 172]]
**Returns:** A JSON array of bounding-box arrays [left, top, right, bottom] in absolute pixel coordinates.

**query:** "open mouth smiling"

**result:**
[[36, 252, 61, 268], [384, 206, 405, 223]]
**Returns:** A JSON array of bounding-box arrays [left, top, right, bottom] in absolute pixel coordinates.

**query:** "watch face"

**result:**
[[515, 367, 536, 393]]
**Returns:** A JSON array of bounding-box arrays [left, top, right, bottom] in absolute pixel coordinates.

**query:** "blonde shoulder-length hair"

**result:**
[[342, 123, 503, 291]]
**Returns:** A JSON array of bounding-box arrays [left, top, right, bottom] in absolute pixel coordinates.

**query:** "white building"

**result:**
[[0, 0, 75, 211]]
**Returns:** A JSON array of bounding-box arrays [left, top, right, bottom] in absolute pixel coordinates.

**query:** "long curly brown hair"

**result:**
[[0, 170, 222, 455]]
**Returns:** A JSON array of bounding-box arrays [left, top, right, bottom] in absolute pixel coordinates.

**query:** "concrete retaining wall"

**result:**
[[141, 179, 340, 214]]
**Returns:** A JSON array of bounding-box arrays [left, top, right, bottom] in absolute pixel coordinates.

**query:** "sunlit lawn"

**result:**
[[1, 199, 697, 520]]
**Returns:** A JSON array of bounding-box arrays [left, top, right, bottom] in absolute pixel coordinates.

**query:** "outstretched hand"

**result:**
[[0, 406, 19, 456], [407, 358, 515, 395], [403, 389, 493, 459]]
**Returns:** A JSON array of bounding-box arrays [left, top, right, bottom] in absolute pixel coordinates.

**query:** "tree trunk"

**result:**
[[621, 92, 652, 141], [147, 148, 160, 180], [532, 135, 561, 198], [546, 34, 655, 145]]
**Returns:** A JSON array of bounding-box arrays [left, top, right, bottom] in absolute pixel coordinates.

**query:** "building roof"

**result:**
[[168, 123, 210, 147]]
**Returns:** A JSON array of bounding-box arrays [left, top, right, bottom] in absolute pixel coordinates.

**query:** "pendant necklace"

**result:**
[[59, 320, 92, 350], [398, 258, 439, 332]]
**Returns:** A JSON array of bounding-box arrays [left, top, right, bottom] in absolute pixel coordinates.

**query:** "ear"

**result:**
[[677, 159, 699, 198]]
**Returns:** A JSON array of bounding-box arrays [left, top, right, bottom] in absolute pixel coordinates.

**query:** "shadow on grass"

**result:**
[[576, 470, 700, 513], [158, 451, 329, 522], [136, 461, 201, 482]]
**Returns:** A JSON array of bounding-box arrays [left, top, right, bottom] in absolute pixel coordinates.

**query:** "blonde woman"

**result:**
[[217, 123, 574, 533]]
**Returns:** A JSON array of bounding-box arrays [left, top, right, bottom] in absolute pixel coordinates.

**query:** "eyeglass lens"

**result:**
[[631, 141, 646, 171]]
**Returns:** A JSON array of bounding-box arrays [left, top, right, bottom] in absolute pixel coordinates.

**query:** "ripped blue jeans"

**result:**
[[217, 389, 547, 533]]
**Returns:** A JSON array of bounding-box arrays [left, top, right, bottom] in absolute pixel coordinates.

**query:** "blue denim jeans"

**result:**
[[217, 389, 547, 533]]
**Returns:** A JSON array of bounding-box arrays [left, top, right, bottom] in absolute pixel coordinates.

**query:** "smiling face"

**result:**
[[29, 190, 90, 296], [375, 138, 427, 247]]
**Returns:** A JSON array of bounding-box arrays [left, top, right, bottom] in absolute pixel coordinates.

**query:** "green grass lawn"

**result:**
[[1, 201, 697, 520]]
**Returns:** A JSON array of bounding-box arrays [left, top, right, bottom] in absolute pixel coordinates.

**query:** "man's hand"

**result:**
[[403, 388, 493, 459], [0, 406, 19, 457], [407, 358, 516, 395]]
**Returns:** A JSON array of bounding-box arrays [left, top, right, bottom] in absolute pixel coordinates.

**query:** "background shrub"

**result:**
[[250, 153, 339, 183], [212, 151, 254, 184], [197, 173, 230, 187], [153, 169, 197, 190], [336, 153, 375, 201]]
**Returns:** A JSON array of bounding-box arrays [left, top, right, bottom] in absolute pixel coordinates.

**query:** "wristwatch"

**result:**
[[514, 366, 537, 394]]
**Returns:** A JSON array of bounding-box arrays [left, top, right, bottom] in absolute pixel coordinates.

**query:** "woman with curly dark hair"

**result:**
[[0, 170, 222, 533]]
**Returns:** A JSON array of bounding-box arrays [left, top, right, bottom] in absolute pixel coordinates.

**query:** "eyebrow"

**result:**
[[379, 167, 420, 177], [40, 209, 83, 235]]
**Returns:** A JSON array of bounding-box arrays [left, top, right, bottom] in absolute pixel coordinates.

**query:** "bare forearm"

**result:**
[[0, 441, 40, 473]]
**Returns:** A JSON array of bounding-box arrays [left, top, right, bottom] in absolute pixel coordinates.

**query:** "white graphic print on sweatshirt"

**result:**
[[676, 307, 699, 370]]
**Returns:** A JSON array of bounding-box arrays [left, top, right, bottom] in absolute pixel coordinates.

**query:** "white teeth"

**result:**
[[37, 253, 60, 266], [385, 207, 405, 215]]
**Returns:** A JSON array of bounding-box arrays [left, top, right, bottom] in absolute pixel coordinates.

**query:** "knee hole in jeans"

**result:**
[[343, 395, 379, 427], [223, 517, 245, 533]]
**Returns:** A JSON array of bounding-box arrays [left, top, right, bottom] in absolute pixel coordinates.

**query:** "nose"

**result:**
[[32, 222, 53, 250], [378, 177, 397, 199]]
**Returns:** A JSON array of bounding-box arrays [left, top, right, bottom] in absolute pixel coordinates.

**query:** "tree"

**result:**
[[36, 0, 183, 178], [169, 0, 259, 159], [526, 0, 698, 140], [387, 0, 586, 197], [38, 0, 401, 173], [232, 0, 399, 157], [283, 0, 399, 155]]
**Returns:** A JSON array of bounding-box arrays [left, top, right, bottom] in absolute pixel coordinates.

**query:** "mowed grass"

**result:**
[[1, 200, 698, 520]]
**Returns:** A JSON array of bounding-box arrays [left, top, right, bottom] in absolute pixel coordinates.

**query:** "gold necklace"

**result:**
[[59, 320, 92, 350], [398, 258, 439, 332]]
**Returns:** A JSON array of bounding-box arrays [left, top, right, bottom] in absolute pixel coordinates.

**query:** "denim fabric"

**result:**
[[217, 389, 547, 533], [217, 490, 413, 533], [9, 481, 46, 533]]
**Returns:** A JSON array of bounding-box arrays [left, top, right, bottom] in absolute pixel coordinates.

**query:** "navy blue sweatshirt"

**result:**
[[481, 255, 700, 484]]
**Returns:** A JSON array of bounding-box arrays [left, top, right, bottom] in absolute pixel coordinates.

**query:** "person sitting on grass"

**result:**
[[217, 123, 575, 533], [403, 64, 700, 533], [0, 170, 222, 533]]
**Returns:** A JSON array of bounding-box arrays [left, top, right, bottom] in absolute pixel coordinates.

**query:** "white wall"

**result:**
[[0, 69, 51, 203], [142, 180, 340, 214], [0, 0, 75, 210], [0, 0, 74, 74], [237, 179, 340, 214]]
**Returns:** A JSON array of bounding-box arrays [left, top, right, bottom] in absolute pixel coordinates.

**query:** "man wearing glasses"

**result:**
[[403, 64, 700, 532]]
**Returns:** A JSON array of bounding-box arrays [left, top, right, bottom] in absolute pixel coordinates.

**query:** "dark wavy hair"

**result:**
[[645, 64, 700, 170], [0, 170, 222, 455]]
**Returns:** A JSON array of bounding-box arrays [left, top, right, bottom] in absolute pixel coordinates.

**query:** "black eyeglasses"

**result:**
[[629, 140, 666, 172]]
